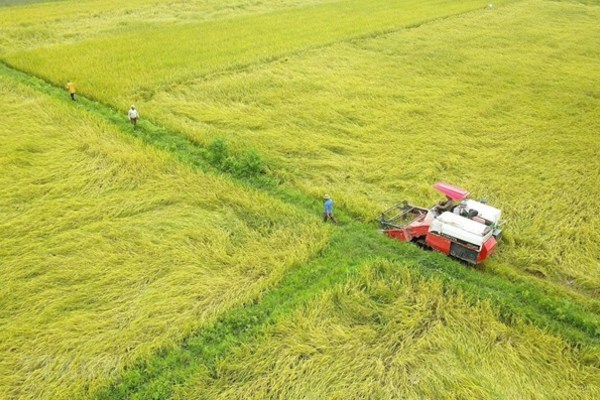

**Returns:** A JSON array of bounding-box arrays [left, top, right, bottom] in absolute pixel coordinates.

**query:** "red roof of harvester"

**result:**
[[433, 182, 469, 200]]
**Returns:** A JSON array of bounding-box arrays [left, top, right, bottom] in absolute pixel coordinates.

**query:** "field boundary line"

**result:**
[[91, 223, 403, 399]]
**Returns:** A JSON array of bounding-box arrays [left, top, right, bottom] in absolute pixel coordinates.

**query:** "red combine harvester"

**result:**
[[380, 182, 503, 264]]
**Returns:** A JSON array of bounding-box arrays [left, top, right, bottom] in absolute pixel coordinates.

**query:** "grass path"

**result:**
[[1, 60, 598, 398]]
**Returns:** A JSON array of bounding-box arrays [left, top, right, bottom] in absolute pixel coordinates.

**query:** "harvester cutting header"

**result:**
[[380, 183, 503, 264]]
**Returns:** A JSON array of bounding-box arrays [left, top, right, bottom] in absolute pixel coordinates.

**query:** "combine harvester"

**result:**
[[380, 183, 503, 264]]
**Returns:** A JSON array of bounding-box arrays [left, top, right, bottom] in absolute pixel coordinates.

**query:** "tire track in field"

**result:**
[[1, 60, 598, 400]]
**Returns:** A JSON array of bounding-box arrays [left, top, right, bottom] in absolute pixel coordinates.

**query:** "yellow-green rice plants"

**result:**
[[0, 0, 326, 53], [1, 0, 599, 396], [0, 75, 327, 399], [2, 0, 510, 105], [179, 260, 600, 399], [134, 0, 598, 293]]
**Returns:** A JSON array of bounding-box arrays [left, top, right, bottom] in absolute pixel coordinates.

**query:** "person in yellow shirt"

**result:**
[[65, 81, 76, 101]]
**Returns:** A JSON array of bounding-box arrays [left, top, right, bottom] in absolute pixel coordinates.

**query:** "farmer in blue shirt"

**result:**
[[323, 194, 338, 224]]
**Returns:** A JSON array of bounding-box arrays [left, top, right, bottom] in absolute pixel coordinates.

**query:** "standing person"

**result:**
[[128, 105, 139, 129], [323, 194, 338, 224], [65, 81, 76, 101]]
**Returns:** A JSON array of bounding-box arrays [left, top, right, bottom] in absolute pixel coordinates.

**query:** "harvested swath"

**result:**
[[179, 260, 600, 399], [0, 75, 326, 400]]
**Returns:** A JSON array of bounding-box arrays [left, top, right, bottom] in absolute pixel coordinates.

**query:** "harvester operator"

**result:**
[[434, 196, 455, 214]]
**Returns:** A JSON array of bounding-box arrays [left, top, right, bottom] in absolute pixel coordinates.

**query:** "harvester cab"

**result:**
[[380, 182, 503, 264]]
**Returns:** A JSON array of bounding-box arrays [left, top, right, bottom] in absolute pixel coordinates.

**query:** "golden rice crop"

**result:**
[[0, 0, 324, 54], [7, 0, 596, 293], [2, 0, 509, 106], [1, 1, 599, 398], [179, 260, 600, 399], [0, 75, 327, 400]]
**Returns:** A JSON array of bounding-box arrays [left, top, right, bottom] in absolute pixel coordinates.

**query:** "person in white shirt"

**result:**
[[128, 105, 139, 129]]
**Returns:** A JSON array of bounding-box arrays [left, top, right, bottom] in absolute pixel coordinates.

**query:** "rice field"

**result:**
[[0, 74, 326, 399], [178, 260, 600, 399], [0, 0, 327, 53], [1, 0, 599, 398], [1, 0, 511, 103]]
